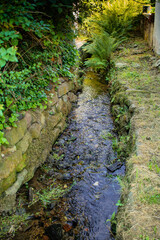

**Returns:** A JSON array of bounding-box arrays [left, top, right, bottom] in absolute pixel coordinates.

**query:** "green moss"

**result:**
[[16, 154, 26, 173], [0, 171, 16, 195]]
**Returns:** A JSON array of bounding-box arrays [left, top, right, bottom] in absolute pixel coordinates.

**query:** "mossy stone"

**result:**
[[16, 132, 32, 153], [0, 150, 23, 181], [58, 82, 70, 97], [16, 154, 27, 172], [0, 170, 16, 195], [4, 118, 27, 147]]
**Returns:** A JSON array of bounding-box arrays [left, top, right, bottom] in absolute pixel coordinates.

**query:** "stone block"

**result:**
[[46, 113, 63, 129], [0, 170, 16, 195], [16, 154, 26, 172], [31, 110, 45, 126], [68, 81, 74, 91], [16, 132, 32, 153], [4, 119, 27, 147], [5, 169, 28, 196], [24, 111, 32, 128], [56, 99, 64, 113], [1, 146, 17, 156], [0, 150, 23, 181], [56, 99, 69, 116], [58, 82, 70, 97], [47, 93, 59, 107], [63, 94, 68, 103], [29, 123, 42, 139], [68, 92, 78, 102], [57, 118, 67, 131]]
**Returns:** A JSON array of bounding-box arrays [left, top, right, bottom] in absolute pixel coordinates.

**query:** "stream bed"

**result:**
[[15, 71, 125, 240]]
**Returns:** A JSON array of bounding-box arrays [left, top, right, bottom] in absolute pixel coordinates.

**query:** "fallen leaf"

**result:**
[[84, 228, 89, 232], [63, 224, 72, 232], [43, 235, 49, 240]]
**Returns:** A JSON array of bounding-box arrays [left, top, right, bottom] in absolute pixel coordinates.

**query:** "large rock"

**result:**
[[5, 169, 28, 196], [31, 110, 45, 126], [58, 82, 70, 97], [0, 150, 23, 181], [24, 112, 32, 128], [4, 119, 27, 146], [68, 92, 78, 102], [0, 169, 28, 212], [29, 123, 42, 139], [16, 132, 32, 153], [115, 62, 128, 68], [46, 113, 63, 129], [0, 170, 16, 195]]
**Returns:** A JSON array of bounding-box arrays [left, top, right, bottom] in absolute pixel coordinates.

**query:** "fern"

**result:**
[[83, 32, 120, 71], [82, 0, 147, 72]]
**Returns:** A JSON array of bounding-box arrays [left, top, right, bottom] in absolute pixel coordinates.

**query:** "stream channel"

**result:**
[[15, 71, 125, 240]]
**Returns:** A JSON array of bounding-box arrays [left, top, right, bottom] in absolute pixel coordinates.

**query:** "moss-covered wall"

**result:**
[[0, 77, 79, 212]]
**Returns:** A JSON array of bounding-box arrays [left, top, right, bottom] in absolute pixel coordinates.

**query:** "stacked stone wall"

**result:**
[[0, 77, 79, 212]]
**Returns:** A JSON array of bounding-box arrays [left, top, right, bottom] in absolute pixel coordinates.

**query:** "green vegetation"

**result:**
[[0, 211, 29, 239], [37, 183, 72, 207], [81, 0, 148, 73], [0, 0, 79, 145]]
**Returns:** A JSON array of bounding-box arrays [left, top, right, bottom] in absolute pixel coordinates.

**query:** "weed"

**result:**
[[106, 211, 117, 235], [116, 200, 123, 207], [100, 130, 113, 140], [53, 153, 64, 161], [0, 212, 29, 238], [37, 182, 75, 207]]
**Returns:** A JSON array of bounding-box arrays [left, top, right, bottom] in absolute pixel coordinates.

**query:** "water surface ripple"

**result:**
[[50, 72, 125, 240]]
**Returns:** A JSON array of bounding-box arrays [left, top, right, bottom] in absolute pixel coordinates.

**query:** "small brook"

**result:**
[[15, 71, 125, 240]]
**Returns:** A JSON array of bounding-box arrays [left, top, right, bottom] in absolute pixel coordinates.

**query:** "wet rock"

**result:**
[[45, 224, 63, 240], [61, 173, 72, 181], [106, 162, 123, 172], [152, 59, 160, 68]]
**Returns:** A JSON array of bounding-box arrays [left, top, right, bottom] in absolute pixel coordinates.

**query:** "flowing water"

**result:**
[[15, 71, 125, 240]]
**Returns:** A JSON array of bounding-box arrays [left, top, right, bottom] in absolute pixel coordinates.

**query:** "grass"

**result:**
[[0, 212, 29, 238], [111, 36, 160, 239]]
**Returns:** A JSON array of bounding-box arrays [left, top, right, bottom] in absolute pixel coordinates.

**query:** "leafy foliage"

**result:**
[[84, 32, 119, 71], [81, 0, 150, 72], [0, 0, 78, 145]]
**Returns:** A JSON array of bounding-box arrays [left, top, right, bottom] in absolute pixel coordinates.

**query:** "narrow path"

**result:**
[[15, 71, 125, 240]]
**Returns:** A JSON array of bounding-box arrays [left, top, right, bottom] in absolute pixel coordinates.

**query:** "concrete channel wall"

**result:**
[[0, 77, 80, 212]]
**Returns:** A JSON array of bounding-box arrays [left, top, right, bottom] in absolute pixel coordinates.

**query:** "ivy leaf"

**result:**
[[58, 7, 63, 13], [11, 39, 19, 46], [9, 55, 18, 62], [0, 110, 3, 117], [0, 47, 7, 57], [0, 59, 6, 68], [2, 54, 10, 61], [7, 47, 17, 55]]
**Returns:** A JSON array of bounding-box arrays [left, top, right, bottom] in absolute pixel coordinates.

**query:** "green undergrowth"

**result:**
[[0, 210, 29, 239], [0, 0, 79, 145], [109, 37, 160, 239]]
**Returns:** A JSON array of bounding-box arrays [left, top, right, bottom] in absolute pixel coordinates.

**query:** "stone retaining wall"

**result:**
[[0, 77, 79, 212]]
